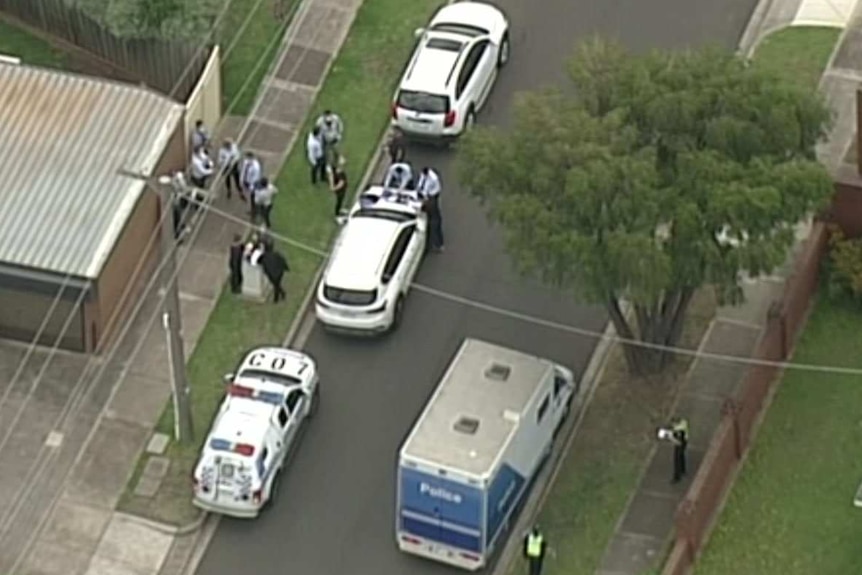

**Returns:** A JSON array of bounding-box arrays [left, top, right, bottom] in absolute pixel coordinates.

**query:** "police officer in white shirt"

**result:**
[[306, 128, 326, 185], [190, 120, 210, 152], [189, 147, 214, 188], [240, 152, 262, 204], [252, 177, 279, 228], [217, 139, 241, 198], [383, 161, 413, 191], [315, 110, 344, 163], [417, 167, 444, 252]]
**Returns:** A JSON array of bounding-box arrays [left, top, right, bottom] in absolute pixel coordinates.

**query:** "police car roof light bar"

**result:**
[[228, 384, 285, 406], [209, 437, 256, 456]]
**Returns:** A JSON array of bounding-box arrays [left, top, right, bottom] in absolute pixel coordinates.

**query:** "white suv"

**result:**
[[315, 186, 427, 334], [391, 1, 510, 142]]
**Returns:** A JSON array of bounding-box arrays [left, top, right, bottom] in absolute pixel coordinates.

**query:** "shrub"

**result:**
[[72, 0, 225, 41]]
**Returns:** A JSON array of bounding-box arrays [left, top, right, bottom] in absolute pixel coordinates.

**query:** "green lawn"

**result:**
[[753, 26, 841, 90], [119, 0, 444, 526], [694, 297, 862, 575], [0, 19, 66, 69], [218, 0, 295, 115], [507, 292, 716, 575]]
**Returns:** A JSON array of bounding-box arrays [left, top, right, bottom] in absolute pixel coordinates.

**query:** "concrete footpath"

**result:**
[[597, 0, 862, 572], [3, 1, 365, 575]]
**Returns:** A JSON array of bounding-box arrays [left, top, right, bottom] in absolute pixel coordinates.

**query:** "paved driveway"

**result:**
[[195, 0, 757, 573]]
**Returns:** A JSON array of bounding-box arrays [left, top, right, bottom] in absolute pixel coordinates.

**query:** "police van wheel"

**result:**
[[497, 32, 510, 68]]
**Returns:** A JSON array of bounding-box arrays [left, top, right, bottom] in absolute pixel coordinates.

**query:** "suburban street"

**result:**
[[195, 0, 758, 573]]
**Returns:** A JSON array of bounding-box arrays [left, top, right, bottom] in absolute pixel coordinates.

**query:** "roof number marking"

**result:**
[[249, 353, 288, 372]]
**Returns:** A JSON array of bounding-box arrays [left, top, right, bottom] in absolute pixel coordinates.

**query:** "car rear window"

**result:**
[[323, 285, 377, 306], [397, 90, 450, 114], [425, 38, 463, 52]]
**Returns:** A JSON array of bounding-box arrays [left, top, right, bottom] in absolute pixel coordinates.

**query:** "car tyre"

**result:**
[[265, 470, 282, 511], [309, 387, 320, 418], [464, 108, 477, 132], [391, 296, 406, 332], [497, 32, 510, 68]]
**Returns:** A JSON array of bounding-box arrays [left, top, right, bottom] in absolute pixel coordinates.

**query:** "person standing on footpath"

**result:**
[[523, 526, 547, 575], [328, 156, 349, 224], [315, 109, 344, 164], [228, 234, 244, 294], [189, 146, 214, 188], [190, 119, 210, 153], [670, 416, 689, 483], [253, 177, 279, 229], [240, 151, 262, 205], [306, 127, 326, 185], [259, 245, 289, 303], [417, 166, 444, 252], [218, 138, 242, 199]]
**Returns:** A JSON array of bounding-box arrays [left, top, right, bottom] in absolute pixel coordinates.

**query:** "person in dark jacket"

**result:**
[[228, 234, 244, 294], [259, 247, 289, 303]]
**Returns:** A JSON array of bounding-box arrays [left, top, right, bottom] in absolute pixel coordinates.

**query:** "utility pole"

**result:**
[[117, 168, 193, 443], [155, 175, 194, 443]]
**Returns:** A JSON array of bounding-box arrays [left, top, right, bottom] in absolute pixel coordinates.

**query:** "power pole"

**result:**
[[155, 175, 194, 443]]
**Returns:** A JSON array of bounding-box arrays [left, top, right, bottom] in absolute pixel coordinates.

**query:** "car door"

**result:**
[[275, 404, 291, 462], [403, 224, 424, 288], [459, 40, 495, 111], [454, 42, 483, 116], [382, 225, 415, 292], [283, 390, 305, 447]]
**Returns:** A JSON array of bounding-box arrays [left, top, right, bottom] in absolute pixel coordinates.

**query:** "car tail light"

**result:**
[[252, 489, 263, 505], [444, 110, 456, 127], [391, 102, 398, 119]]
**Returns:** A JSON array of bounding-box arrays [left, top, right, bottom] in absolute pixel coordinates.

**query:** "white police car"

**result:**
[[192, 347, 319, 518], [315, 185, 427, 334]]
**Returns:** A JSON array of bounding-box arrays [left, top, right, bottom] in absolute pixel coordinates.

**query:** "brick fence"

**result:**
[[661, 180, 862, 575]]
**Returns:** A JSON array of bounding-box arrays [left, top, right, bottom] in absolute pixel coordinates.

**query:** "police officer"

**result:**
[[417, 167, 444, 252], [523, 526, 547, 575], [670, 416, 689, 483]]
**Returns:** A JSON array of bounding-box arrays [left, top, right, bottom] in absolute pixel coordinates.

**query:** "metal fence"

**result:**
[[661, 179, 862, 575], [0, 0, 211, 101]]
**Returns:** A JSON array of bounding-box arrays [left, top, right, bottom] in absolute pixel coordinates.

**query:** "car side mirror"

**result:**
[[223, 373, 234, 384], [413, 27, 425, 38]]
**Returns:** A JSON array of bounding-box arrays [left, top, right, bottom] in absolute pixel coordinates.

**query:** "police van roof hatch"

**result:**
[[484, 362, 511, 382], [453, 415, 480, 435]]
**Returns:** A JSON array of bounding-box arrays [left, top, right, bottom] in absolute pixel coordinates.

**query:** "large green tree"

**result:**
[[456, 38, 833, 375]]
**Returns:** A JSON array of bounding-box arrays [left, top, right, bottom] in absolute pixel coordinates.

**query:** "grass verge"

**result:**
[[508, 290, 717, 575], [694, 296, 862, 575], [218, 0, 294, 115], [0, 18, 67, 69], [752, 25, 841, 90], [118, 0, 444, 526]]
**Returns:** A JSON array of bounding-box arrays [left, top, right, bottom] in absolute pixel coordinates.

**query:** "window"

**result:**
[[456, 41, 487, 98], [425, 38, 464, 52], [277, 407, 289, 427], [397, 90, 450, 114], [382, 225, 416, 282], [323, 285, 377, 306], [286, 390, 303, 413], [537, 395, 550, 424], [238, 369, 302, 387], [553, 375, 568, 398], [429, 23, 488, 37]]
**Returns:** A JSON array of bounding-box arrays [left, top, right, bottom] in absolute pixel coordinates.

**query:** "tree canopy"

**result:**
[[456, 38, 834, 375], [76, 0, 223, 41]]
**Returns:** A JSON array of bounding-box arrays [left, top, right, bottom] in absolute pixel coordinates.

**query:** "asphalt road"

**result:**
[[195, 0, 758, 573]]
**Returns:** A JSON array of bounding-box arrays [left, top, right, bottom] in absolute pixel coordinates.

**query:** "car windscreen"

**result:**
[[429, 23, 488, 37], [323, 285, 377, 306], [397, 90, 450, 114], [353, 209, 415, 223], [237, 369, 301, 387]]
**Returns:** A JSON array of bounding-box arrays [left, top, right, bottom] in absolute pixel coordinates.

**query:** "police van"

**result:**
[[396, 339, 579, 570], [192, 346, 319, 518]]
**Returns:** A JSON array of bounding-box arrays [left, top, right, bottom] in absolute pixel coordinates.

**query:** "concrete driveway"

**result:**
[[194, 0, 758, 573]]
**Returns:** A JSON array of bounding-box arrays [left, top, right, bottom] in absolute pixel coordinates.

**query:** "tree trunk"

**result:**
[[605, 288, 696, 377]]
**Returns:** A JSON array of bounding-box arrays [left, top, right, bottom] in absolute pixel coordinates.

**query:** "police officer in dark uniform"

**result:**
[[523, 525, 547, 575], [670, 416, 689, 483]]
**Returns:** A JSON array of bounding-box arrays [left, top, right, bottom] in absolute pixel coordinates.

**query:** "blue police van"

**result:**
[[395, 338, 579, 570]]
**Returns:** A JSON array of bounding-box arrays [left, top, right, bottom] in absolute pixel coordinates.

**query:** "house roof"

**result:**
[[0, 63, 184, 280]]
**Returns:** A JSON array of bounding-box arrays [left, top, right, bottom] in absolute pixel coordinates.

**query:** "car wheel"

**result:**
[[497, 32, 510, 67], [391, 296, 405, 331], [309, 387, 320, 418], [266, 470, 282, 510], [464, 108, 477, 132]]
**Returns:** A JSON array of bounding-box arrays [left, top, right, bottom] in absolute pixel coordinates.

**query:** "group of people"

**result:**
[[379, 143, 445, 253], [188, 120, 280, 229], [306, 110, 350, 223]]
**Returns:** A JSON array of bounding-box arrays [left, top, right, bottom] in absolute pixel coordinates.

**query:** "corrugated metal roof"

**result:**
[[0, 63, 185, 280]]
